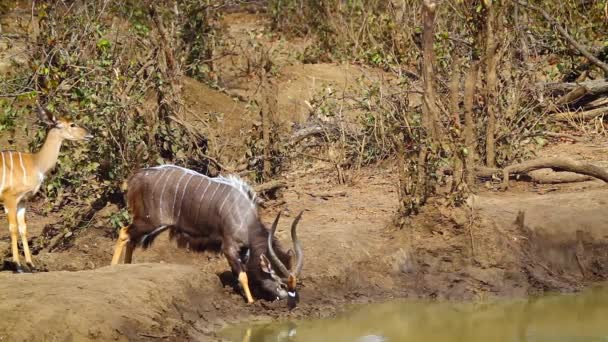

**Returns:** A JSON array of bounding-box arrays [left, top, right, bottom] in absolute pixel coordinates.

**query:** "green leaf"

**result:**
[[96, 38, 111, 51]]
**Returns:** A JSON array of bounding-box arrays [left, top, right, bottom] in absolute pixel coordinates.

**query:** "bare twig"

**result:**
[[516, 0, 608, 75], [254, 180, 286, 195], [0, 90, 37, 98], [304, 190, 347, 199], [200, 153, 233, 173], [138, 333, 173, 339], [296, 151, 333, 163]]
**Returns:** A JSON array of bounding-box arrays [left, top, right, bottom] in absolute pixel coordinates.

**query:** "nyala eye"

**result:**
[[70, 123, 76, 127]]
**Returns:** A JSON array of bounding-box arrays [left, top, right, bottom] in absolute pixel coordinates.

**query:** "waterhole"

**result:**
[[221, 284, 608, 342]]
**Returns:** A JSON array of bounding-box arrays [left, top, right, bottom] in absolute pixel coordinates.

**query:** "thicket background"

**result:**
[[1, 0, 607, 243]]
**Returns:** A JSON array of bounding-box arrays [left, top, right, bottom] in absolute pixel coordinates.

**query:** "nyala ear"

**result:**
[[35, 101, 55, 126], [260, 254, 273, 274]]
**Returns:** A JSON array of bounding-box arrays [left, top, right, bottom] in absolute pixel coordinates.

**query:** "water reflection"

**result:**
[[221, 285, 608, 342]]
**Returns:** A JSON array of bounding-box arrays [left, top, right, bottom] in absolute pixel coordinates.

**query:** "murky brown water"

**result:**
[[221, 285, 608, 342]]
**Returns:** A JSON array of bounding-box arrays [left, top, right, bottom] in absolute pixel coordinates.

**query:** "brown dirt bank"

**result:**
[[0, 163, 607, 341]]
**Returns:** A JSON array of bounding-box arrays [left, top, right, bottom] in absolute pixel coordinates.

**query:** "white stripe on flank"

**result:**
[[8, 152, 13, 187], [151, 164, 256, 208], [18, 152, 26, 184], [204, 183, 220, 216], [171, 172, 188, 219], [228, 196, 244, 222], [217, 190, 232, 215], [176, 174, 194, 219], [0, 153, 5, 193], [194, 180, 211, 224], [158, 169, 173, 221], [214, 185, 226, 204], [151, 168, 167, 199], [187, 176, 204, 218], [222, 193, 244, 230]]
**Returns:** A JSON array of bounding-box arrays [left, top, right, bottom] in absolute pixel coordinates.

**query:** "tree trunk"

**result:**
[[464, 62, 479, 187], [421, 0, 442, 141], [484, 0, 498, 167], [449, 58, 464, 192]]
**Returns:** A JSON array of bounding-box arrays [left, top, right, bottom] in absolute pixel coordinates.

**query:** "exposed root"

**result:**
[[502, 157, 608, 189], [528, 169, 592, 184]]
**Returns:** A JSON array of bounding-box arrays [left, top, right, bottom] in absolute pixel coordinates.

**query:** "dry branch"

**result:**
[[541, 131, 585, 142], [288, 124, 326, 147], [584, 97, 608, 109], [304, 190, 347, 199], [516, 0, 608, 75], [553, 106, 608, 121], [502, 157, 608, 189], [554, 86, 589, 107], [254, 180, 287, 195]]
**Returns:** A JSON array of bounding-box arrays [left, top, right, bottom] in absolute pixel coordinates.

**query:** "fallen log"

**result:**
[[528, 169, 592, 184], [444, 163, 595, 185], [540, 79, 608, 96], [553, 106, 608, 122], [502, 157, 608, 189]]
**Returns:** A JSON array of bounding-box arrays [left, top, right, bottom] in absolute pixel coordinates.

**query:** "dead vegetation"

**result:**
[[1, 1, 608, 339], [2, 1, 606, 237], [267, 0, 608, 222]]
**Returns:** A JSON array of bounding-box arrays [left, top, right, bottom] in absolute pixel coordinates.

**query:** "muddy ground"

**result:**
[[1, 5, 608, 342], [1, 145, 608, 341]]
